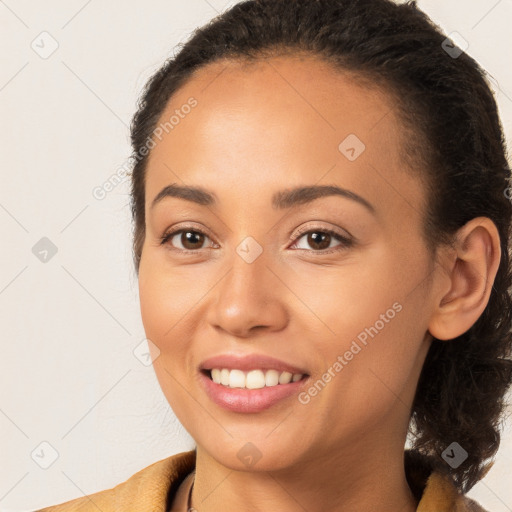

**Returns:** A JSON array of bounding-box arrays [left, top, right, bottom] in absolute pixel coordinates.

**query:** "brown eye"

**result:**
[[291, 228, 353, 253], [178, 230, 206, 250], [160, 228, 213, 252], [303, 231, 332, 250]]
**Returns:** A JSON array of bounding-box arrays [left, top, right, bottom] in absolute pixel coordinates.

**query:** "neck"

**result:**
[[190, 438, 418, 512]]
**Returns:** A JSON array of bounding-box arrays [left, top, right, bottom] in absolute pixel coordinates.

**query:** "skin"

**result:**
[[137, 55, 501, 512]]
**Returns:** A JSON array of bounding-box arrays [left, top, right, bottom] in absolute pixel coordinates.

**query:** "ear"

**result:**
[[428, 217, 501, 341]]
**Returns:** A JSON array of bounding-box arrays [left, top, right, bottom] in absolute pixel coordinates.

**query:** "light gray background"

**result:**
[[1, 1, 511, 511]]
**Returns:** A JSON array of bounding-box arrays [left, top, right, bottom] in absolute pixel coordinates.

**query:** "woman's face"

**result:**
[[138, 55, 441, 471]]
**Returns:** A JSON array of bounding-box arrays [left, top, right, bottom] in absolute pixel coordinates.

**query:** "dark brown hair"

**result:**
[[128, 0, 512, 493]]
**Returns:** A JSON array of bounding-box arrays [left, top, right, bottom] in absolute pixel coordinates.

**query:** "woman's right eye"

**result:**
[[160, 228, 215, 252]]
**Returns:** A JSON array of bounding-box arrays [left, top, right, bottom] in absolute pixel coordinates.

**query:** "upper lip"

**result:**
[[199, 353, 309, 375]]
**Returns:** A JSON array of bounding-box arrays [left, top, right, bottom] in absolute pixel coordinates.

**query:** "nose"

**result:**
[[206, 246, 289, 338]]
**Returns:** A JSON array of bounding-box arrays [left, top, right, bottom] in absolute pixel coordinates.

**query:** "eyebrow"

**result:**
[[150, 183, 376, 214]]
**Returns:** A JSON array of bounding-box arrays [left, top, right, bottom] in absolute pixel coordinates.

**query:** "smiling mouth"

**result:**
[[201, 368, 309, 389]]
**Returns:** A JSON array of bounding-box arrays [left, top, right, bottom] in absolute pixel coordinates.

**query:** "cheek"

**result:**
[[138, 257, 209, 406], [138, 273, 170, 348], [138, 263, 198, 415], [138, 258, 198, 349], [305, 308, 424, 443], [284, 250, 399, 342], [337, 300, 428, 418], [294, 253, 427, 415]]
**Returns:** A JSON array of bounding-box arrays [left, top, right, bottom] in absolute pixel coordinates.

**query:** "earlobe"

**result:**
[[428, 217, 501, 341]]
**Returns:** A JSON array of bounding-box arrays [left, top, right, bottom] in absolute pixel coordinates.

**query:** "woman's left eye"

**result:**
[[160, 227, 353, 254], [290, 228, 353, 253]]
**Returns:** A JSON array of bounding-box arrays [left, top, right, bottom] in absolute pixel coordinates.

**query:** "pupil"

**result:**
[[183, 231, 204, 249], [309, 232, 330, 250]]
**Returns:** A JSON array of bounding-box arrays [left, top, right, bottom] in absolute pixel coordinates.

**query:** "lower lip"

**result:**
[[199, 371, 309, 413]]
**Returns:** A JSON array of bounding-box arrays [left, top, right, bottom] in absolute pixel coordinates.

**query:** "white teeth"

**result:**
[[220, 368, 230, 386], [208, 368, 305, 388], [246, 370, 265, 389], [211, 368, 221, 384], [229, 369, 246, 388], [278, 371, 292, 384], [265, 369, 279, 387]]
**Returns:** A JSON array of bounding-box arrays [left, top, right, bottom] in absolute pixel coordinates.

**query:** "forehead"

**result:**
[[145, 55, 425, 220]]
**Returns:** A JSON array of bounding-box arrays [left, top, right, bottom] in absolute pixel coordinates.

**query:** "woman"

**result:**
[[37, 0, 512, 510]]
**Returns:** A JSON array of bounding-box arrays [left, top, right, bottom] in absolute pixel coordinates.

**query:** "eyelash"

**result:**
[[159, 224, 354, 255]]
